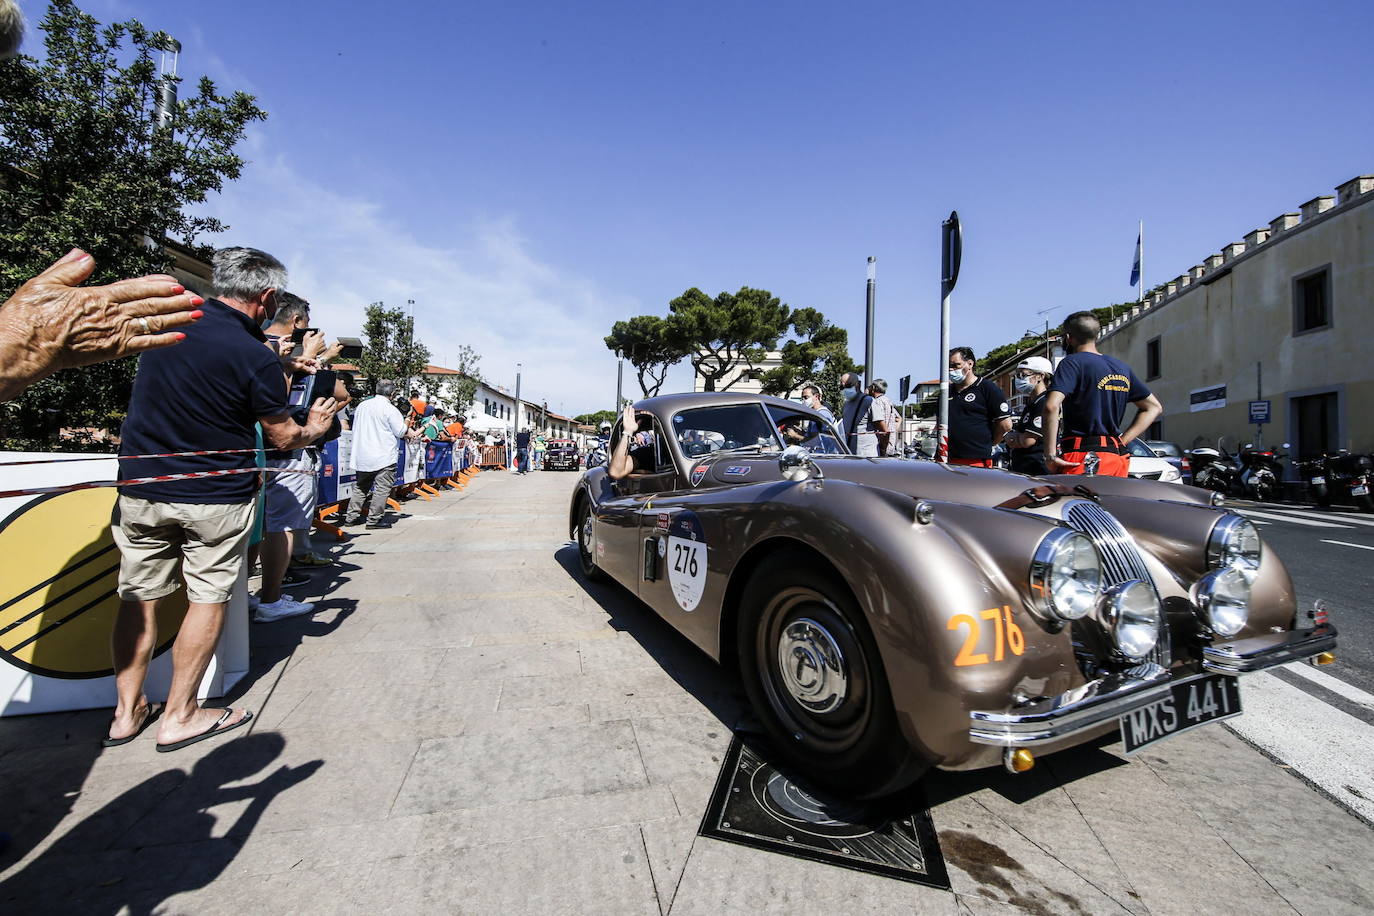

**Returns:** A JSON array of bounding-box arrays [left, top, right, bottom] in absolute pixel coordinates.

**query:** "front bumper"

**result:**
[[1201, 623, 1338, 674], [968, 624, 1337, 747]]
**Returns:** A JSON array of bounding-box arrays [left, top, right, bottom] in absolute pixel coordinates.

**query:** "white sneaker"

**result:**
[[252, 596, 316, 623]]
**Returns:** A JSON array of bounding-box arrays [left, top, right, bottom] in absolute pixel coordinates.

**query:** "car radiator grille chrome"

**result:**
[[1064, 499, 1171, 665]]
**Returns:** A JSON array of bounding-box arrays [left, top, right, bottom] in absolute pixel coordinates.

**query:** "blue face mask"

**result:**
[[842, 387, 859, 401], [948, 368, 965, 384], [1013, 376, 1034, 394]]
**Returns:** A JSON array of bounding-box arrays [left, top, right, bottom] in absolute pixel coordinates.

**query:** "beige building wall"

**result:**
[[692, 351, 784, 394], [1098, 175, 1373, 462]]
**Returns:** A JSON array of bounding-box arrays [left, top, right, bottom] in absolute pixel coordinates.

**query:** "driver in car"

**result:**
[[608, 404, 657, 480]]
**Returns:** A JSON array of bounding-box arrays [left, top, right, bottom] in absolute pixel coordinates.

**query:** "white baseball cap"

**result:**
[[1017, 356, 1054, 375]]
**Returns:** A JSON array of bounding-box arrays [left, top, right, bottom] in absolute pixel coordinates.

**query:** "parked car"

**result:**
[[544, 438, 581, 471], [1127, 437, 1183, 483], [569, 393, 1336, 797], [1145, 440, 1191, 484]]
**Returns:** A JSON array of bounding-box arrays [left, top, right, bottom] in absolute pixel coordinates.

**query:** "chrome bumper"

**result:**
[[1201, 623, 1337, 674], [969, 663, 1177, 747]]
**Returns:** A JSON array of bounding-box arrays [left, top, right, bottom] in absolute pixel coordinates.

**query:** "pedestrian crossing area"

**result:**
[[1231, 502, 1374, 530]]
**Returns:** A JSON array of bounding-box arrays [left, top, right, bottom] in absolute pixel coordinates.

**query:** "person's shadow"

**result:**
[[0, 733, 320, 914]]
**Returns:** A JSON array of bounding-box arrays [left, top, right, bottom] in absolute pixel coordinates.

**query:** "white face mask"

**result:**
[[948, 367, 965, 384]]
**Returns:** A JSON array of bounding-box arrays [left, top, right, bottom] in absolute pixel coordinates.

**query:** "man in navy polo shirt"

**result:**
[[106, 247, 339, 752], [946, 346, 1013, 467], [1043, 311, 1162, 477]]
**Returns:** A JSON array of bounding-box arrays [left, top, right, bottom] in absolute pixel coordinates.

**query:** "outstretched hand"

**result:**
[[1047, 454, 1081, 471], [0, 248, 204, 401]]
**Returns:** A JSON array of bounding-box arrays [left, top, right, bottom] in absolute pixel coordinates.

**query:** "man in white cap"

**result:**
[[1004, 356, 1054, 476]]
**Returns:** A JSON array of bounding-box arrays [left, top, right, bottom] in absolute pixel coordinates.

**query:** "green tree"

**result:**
[[573, 410, 616, 427], [438, 344, 483, 416], [604, 314, 689, 397], [0, 0, 267, 448], [665, 286, 791, 392], [758, 306, 858, 412], [354, 302, 430, 394]]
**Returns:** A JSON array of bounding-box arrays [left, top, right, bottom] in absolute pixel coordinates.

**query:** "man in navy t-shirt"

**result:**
[[1043, 311, 1162, 477], [107, 247, 339, 754], [946, 346, 1013, 467]]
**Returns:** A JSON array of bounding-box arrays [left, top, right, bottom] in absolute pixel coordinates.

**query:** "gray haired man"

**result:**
[[346, 380, 421, 528]]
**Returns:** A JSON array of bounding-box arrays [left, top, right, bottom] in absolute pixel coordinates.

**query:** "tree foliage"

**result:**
[[438, 344, 483, 416], [0, 0, 267, 448], [604, 314, 688, 397], [973, 302, 1139, 376], [573, 410, 617, 427], [758, 306, 858, 413], [354, 302, 430, 394], [666, 287, 790, 392]]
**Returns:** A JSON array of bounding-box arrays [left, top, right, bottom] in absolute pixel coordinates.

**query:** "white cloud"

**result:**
[[199, 136, 637, 418]]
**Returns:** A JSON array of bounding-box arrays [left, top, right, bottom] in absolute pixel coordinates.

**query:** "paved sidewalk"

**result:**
[[3, 469, 1374, 914]]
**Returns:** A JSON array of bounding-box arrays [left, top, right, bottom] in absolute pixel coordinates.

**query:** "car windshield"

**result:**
[[670, 403, 846, 457], [1127, 438, 1157, 458]]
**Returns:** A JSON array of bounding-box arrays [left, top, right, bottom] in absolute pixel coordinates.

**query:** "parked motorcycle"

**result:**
[[1188, 440, 1239, 495], [1189, 437, 1288, 502], [1294, 450, 1374, 512], [1237, 443, 1287, 503]]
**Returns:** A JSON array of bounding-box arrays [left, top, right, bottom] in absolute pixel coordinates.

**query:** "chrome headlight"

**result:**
[[1206, 515, 1261, 572], [1195, 567, 1250, 638], [1030, 529, 1102, 621], [1104, 579, 1161, 659]]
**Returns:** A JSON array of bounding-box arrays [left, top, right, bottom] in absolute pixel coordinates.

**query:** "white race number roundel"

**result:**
[[666, 512, 707, 611]]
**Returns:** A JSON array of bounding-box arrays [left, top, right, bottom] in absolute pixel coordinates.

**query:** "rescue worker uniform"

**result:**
[[1048, 351, 1150, 477], [947, 376, 1012, 467], [1009, 389, 1050, 476]]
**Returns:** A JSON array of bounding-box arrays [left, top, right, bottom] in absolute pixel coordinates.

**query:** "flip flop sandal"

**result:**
[[155, 708, 254, 753], [101, 703, 164, 747]]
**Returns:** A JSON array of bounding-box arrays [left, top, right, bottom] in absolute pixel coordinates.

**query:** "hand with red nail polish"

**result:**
[[0, 248, 206, 401]]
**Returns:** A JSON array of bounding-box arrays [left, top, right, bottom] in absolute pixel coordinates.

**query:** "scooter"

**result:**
[[1189, 439, 1240, 495], [1297, 450, 1374, 512], [1237, 443, 1288, 503]]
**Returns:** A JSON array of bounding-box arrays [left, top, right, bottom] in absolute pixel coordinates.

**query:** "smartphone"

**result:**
[[289, 327, 319, 344]]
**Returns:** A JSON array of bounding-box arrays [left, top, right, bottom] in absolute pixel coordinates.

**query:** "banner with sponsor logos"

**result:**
[[317, 431, 355, 504], [0, 453, 249, 716]]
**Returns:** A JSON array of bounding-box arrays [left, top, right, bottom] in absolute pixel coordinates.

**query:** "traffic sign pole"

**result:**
[[937, 211, 961, 464]]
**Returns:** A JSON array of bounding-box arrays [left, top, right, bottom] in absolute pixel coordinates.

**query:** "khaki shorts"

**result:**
[[111, 495, 254, 604]]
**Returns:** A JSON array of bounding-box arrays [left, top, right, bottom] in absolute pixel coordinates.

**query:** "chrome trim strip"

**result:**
[[1201, 624, 1338, 674]]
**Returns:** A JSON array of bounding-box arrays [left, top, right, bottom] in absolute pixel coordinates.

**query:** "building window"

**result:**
[[1293, 265, 1332, 335], [1145, 337, 1161, 381]]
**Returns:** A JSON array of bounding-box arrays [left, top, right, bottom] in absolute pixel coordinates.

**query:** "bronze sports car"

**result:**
[[569, 392, 1338, 797]]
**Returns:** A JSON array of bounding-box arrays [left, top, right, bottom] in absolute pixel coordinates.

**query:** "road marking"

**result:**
[[1226, 672, 1374, 825], [1321, 539, 1374, 552], [1235, 508, 1352, 529], [1256, 507, 1374, 528], [1284, 662, 1374, 709]]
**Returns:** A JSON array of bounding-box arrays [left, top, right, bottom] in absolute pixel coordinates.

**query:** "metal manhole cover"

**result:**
[[698, 737, 949, 888]]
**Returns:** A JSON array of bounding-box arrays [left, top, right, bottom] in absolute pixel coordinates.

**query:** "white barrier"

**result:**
[[0, 452, 250, 716]]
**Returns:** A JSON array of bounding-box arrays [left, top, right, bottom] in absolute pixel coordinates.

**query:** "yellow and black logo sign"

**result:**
[[1097, 374, 1131, 393], [0, 489, 187, 680]]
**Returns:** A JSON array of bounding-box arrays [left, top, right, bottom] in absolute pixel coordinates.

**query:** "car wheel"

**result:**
[[738, 553, 927, 798], [575, 497, 608, 582]]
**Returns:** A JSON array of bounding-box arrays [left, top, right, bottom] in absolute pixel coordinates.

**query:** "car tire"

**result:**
[[575, 497, 608, 582], [737, 552, 928, 799]]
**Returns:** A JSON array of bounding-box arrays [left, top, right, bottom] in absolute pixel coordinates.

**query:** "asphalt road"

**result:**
[[1228, 498, 1374, 695]]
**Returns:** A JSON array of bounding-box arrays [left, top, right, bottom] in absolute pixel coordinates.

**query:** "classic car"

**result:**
[[544, 438, 581, 471], [568, 393, 1337, 798]]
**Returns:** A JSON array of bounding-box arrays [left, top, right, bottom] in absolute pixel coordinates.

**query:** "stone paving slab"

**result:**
[[3, 468, 1374, 914]]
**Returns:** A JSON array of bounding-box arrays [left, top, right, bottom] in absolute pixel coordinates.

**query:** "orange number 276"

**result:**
[[948, 606, 1026, 667]]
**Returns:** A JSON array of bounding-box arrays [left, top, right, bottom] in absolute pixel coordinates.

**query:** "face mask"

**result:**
[[1013, 376, 1033, 394], [260, 317, 274, 331], [842, 387, 858, 401], [948, 368, 965, 384]]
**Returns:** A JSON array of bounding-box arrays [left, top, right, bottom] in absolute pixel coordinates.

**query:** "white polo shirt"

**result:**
[[350, 396, 408, 473]]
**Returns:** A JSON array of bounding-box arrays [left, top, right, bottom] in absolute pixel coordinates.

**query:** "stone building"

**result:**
[[1097, 174, 1373, 462], [692, 351, 784, 394]]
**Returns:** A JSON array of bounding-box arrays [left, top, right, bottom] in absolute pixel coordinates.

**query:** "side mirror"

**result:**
[[780, 445, 823, 482], [1152, 448, 1166, 457]]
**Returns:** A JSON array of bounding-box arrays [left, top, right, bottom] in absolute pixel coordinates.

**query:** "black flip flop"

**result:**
[[101, 703, 164, 747], [155, 708, 253, 753]]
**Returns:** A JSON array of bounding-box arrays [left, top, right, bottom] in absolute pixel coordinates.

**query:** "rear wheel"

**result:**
[[1251, 472, 1276, 503], [737, 553, 928, 799], [1311, 483, 1332, 507], [1357, 490, 1374, 514], [575, 497, 608, 582]]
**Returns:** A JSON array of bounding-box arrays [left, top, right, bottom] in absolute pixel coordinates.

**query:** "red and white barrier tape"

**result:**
[[0, 466, 310, 500], [0, 447, 272, 467]]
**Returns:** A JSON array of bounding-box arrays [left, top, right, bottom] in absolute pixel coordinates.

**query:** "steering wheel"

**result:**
[[684, 442, 709, 457]]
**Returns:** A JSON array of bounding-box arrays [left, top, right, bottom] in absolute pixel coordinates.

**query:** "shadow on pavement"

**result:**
[[0, 732, 320, 913]]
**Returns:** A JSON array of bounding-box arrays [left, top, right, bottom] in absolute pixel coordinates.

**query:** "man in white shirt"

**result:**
[[345, 380, 420, 528]]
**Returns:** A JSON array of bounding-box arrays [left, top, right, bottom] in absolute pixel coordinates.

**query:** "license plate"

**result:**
[[1354, 485, 1370, 497], [1311, 477, 1325, 485], [1119, 674, 1241, 754]]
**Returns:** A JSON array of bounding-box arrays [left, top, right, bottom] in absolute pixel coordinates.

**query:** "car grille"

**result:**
[[1130, 471, 1163, 480], [1064, 499, 1172, 666]]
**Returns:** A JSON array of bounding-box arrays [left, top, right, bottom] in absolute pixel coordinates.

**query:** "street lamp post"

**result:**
[[864, 257, 876, 383]]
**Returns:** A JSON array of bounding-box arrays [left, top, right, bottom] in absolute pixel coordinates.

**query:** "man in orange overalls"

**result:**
[[1043, 311, 1161, 477]]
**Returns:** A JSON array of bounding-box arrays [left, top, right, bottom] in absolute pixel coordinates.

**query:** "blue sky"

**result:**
[[34, 0, 1374, 416]]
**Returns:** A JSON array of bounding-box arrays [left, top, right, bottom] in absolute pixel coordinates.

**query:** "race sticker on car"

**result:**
[[690, 463, 711, 487], [723, 465, 750, 477], [1119, 674, 1241, 754], [667, 511, 707, 611]]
